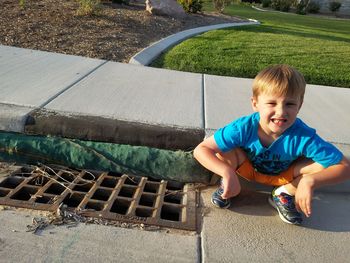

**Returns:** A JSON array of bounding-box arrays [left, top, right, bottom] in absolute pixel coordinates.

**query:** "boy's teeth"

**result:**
[[272, 119, 285, 125]]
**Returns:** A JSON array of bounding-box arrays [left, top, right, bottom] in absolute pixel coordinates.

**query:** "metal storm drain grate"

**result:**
[[0, 165, 197, 230]]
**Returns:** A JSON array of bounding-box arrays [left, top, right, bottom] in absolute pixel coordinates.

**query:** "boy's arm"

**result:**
[[193, 136, 240, 198], [296, 156, 350, 217], [193, 136, 231, 175]]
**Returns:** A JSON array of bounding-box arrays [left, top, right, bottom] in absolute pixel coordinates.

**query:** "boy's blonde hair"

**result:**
[[252, 64, 306, 103]]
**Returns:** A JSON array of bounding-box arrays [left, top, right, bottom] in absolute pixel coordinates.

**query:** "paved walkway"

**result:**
[[1, 42, 350, 262]]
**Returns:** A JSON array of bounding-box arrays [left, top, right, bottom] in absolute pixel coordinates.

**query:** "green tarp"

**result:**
[[0, 131, 212, 184]]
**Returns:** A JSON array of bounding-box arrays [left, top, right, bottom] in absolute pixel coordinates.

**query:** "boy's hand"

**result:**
[[295, 177, 315, 217], [221, 172, 240, 199]]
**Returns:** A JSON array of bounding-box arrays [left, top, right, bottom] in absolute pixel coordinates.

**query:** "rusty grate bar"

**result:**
[[0, 165, 197, 230]]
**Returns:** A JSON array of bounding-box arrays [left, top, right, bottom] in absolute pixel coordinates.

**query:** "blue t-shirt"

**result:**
[[214, 112, 343, 175]]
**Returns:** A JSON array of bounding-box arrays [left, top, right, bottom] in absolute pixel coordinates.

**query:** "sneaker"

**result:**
[[211, 186, 231, 209], [268, 190, 302, 225]]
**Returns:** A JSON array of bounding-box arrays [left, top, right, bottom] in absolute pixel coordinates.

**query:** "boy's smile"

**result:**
[[271, 118, 287, 126], [251, 93, 302, 142]]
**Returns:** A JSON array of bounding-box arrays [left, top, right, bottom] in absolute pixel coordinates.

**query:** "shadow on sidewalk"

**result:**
[[225, 190, 350, 232], [229, 190, 274, 217], [301, 193, 350, 232]]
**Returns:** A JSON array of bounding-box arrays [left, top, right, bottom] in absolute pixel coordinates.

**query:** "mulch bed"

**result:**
[[0, 0, 245, 62]]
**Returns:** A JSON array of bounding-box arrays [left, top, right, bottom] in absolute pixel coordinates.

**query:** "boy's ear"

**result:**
[[251, 97, 258, 112]]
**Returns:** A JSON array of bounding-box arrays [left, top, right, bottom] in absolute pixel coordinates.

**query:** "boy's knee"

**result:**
[[293, 158, 324, 177], [216, 148, 246, 167]]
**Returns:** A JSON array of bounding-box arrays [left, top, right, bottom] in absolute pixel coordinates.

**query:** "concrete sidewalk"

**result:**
[[1, 45, 350, 262]]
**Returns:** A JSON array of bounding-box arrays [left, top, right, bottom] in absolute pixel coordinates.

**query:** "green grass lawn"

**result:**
[[152, 3, 350, 88]]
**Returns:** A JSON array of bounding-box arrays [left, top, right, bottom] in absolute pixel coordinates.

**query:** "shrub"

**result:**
[[329, 1, 341, 12], [76, 0, 101, 16], [112, 0, 130, 4], [177, 0, 203, 13], [212, 0, 230, 12], [306, 1, 320, 13], [270, 0, 279, 10], [271, 0, 293, 11], [262, 0, 271, 8], [19, 0, 26, 9], [295, 0, 307, 14]]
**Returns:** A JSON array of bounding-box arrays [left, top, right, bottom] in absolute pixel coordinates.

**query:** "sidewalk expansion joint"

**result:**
[[0, 164, 198, 231], [38, 60, 108, 108]]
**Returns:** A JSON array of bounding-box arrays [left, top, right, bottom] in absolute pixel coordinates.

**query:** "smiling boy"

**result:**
[[194, 64, 350, 225]]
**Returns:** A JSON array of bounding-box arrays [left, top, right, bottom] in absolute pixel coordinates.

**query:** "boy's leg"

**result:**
[[216, 148, 247, 197], [211, 148, 246, 209], [283, 159, 325, 195], [270, 159, 324, 224]]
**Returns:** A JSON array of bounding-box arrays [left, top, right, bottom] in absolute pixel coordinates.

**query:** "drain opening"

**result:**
[[45, 183, 66, 195], [135, 208, 154, 218], [100, 177, 118, 188], [63, 193, 84, 208], [24, 167, 55, 177], [139, 194, 156, 207], [10, 186, 38, 201], [35, 195, 54, 204], [161, 205, 181, 221], [110, 199, 131, 215], [82, 172, 100, 180], [143, 183, 158, 193], [85, 201, 105, 211], [124, 176, 140, 186], [164, 193, 183, 204], [166, 181, 183, 191], [56, 173, 76, 183], [18, 167, 34, 176], [73, 182, 93, 192], [0, 189, 10, 197], [28, 176, 49, 186], [0, 176, 24, 189], [91, 189, 112, 201], [145, 177, 161, 182], [118, 186, 136, 198]]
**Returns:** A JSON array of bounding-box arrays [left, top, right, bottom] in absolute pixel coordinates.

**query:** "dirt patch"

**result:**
[[0, 0, 245, 63]]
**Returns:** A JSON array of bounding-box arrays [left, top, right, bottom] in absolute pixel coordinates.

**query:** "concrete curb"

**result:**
[[129, 20, 260, 66], [0, 103, 34, 133], [25, 109, 204, 150]]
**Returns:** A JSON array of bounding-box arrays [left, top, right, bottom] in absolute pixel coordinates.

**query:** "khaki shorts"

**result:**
[[236, 159, 295, 186]]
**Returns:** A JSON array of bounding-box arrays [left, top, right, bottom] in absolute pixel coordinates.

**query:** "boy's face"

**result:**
[[251, 93, 302, 139]]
